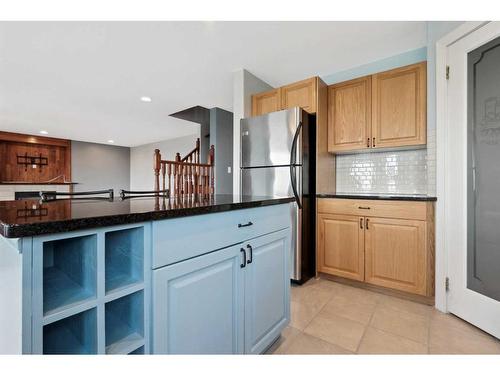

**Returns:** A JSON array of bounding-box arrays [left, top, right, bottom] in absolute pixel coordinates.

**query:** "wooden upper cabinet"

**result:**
[[327, 76, 372, 152], [371, 62, 427, 149], [280, 77, 317, 113], [317, 213, 365, 281], [251, 89, 281, 117], [364, 217, 427, 295]]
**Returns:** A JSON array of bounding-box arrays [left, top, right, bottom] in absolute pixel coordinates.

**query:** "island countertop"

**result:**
[[0, 195, 295, 238]]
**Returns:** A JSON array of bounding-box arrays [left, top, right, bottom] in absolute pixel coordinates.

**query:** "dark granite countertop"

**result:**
[[317, 193, 437, 202], [0, 195, 295, 238]]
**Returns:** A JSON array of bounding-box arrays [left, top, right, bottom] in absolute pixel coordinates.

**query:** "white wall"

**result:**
[[232, 69, 273, 195], [130, 134, 199, 191]]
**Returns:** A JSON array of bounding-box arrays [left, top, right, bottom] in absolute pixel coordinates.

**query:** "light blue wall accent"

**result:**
[[322, 47, 428, 85]]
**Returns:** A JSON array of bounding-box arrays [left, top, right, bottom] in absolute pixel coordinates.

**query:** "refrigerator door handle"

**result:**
[[290, 121, 302, 209]]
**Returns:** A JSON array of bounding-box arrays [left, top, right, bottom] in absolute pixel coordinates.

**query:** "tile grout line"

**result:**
[[354, 294, 381, 354]]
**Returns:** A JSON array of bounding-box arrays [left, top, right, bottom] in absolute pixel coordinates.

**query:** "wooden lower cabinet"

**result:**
[[317, 199, 434, 297], [317, 214, 364, 281], [364, 217, 427, 295]]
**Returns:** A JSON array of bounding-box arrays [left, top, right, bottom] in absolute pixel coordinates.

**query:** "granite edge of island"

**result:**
[[0, 197, 296, 239]]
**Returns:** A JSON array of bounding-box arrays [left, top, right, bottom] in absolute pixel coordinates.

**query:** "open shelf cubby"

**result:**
[[105, 227, 144, 294], [43, 308, 97, 354], [43, 235, 97, 315], [105, 290, 144, 354]]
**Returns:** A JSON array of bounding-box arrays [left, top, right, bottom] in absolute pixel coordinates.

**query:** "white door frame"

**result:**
[[435, 21, 490, 312]]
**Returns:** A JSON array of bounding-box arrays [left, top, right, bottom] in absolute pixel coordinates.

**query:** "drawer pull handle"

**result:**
[[246, 244, 253, 264], [358, 206, 371, 210], [238, 221, 253, 228], [360, 218, 363, 229], [367, 138, 370, 148], [372, 137, 376, 147], [366, 218, 370, 230], [240, 248, 247, 268]]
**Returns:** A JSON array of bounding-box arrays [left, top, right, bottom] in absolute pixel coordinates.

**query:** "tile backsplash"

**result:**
[[336, 149, 428, 195]]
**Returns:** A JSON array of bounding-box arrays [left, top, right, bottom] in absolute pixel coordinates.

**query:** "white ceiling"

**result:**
[[0, 22, 427, 147]]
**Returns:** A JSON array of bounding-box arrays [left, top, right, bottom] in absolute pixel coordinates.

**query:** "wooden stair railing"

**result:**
[[154, 139, 214, 197]]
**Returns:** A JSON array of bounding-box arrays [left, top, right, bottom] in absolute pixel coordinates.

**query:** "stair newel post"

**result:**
[[196, 138, 200, 164], [154, 149, 161, 192]]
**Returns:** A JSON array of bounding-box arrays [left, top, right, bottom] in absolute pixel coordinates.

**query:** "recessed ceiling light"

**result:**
[[39, 130, 48, 135], [107, 140, 114, 144], [140, 96, 152, 103]]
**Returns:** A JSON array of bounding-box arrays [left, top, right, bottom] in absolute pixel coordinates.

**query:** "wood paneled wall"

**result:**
[[0, 131, 71, 183]]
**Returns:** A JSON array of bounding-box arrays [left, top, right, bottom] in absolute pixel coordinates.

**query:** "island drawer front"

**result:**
[[152, 203, 292, 269], [317, 198, 427, 220]]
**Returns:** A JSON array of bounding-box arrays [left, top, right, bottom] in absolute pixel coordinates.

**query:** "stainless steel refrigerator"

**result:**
[[240, 107, 316, 284]]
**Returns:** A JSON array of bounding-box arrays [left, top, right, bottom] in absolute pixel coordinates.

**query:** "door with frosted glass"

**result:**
[[446, 22, 500, 339], [467, 35, 500, 302]]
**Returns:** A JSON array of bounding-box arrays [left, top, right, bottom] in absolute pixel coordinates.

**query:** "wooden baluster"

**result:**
[[184, 163, 188, 195], [167, 162, 172, 197], [175, 163, 179, 197], [179, 163, 184, 196], [154, 149, 161, 192], [161, 162, 166, 192], [188, 164, 193, 195]]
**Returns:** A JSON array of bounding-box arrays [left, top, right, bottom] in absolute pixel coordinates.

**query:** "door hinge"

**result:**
[[446, 66, 450, 80], [445, 277, 450, 292]]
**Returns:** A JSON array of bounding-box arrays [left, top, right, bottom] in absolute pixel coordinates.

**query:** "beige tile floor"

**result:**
[[267, 278, 500, 355]]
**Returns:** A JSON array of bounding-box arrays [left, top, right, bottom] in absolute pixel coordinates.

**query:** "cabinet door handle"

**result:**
[[240, 248, 247, 268], [360, 218, 363, 229], [358, 206, 371, 210], [246, 244, 253, 264], [367, 138, 370, 148], [238, 221, 253, 228], [366, 218, 370, 230], [372, 137, 376, 147]]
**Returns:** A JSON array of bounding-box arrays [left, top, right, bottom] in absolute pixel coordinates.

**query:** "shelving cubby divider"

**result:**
[[31, 222, 151, 355]]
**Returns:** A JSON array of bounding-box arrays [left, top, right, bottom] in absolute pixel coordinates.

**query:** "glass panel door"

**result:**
[[467, 35, 500, 302]]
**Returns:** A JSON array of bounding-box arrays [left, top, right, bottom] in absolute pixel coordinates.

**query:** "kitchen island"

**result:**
[[0, 195, 294, 354]]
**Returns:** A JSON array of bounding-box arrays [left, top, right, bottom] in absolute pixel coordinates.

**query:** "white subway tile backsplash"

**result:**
[[336, 149, 429, 194]]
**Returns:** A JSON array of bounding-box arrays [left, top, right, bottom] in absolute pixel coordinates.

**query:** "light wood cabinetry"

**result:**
[[364, 217, 426, 295], [317, 214, 364, 281], [327, 62, 427, 153], [372, 62, 427, 148], [317, 198, 434, 297], [328, 76, 372, 152], [251, 89, 281, 117], [250, 77, 336, 196], [280, 77, 317, 113]]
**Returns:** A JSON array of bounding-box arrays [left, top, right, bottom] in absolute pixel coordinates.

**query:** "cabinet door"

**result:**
[[317, 214, 365, 281], [153, 244, 244, 354], [364, 217, 427, 295], [280, 77, 317, 113], [251, 89, 281, 116], [327, 76, 372, 153], [371, 62, 427, 149], [244, 229, 290, 354]]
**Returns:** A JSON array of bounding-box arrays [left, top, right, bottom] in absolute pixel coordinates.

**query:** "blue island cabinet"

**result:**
[[152, 204, 292, 354], [0, 201, 292, 354]]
